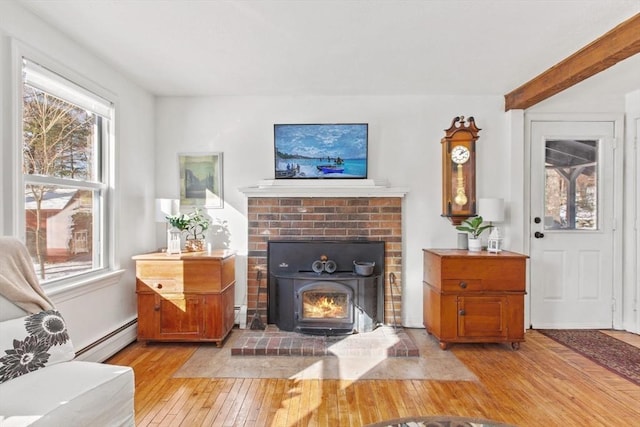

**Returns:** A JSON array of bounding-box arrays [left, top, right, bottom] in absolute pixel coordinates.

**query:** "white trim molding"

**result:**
[[239, 179, 409, 198]]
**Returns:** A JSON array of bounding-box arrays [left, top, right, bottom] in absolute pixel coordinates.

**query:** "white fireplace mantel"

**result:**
[[239, 179, 409, 198]]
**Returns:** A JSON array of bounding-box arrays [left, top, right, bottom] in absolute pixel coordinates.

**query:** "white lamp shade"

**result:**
[[479, 198, 504, 223], [155, 198, 180, 222]]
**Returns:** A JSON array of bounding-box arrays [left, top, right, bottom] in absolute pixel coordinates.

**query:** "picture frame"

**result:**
[[274, 123, 368, 179], [178, 152, 223, 208]]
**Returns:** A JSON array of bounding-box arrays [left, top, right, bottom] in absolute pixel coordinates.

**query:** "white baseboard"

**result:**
[[74, 320, 138, 363]]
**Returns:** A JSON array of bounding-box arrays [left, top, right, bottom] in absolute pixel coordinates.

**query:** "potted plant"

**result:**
[[456, 216, 491, 252], [166, 208, 211, 252]]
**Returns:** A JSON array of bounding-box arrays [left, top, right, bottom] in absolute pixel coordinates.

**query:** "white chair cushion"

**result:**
[[0, 310, 75, 383], [0, 361, 135, 427]]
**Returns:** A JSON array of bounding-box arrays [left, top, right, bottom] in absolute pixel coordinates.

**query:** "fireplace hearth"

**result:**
[[268, 240, 384, 335]]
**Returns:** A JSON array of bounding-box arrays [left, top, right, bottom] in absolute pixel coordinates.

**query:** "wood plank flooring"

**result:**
[[106, 329, 640, 426]]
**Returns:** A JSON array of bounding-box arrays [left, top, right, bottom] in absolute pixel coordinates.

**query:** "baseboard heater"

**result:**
[[75, 318, 138, 359], [234, 305, 247, 329]]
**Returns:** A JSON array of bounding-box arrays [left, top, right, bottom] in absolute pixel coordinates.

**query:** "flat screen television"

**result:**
[[274, 123, 368, 179]]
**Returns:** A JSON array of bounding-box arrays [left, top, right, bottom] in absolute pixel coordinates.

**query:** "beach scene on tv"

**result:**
[[274, 124, 368, 179]]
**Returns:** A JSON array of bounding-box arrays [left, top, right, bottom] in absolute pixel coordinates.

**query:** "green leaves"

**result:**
[[455, 216, 491, 239], [166, 213, 190, 230], [166, 208, 211, 240]]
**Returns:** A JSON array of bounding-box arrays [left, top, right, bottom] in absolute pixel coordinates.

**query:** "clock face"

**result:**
[[451, 145, 470, 164]]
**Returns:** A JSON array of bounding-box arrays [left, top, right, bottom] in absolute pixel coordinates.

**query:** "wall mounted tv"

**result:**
[[274, 123, 368, 179]]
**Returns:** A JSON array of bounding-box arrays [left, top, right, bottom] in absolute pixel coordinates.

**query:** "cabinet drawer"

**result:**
[[137, 277, 182, 293], [136, 261, 181, 279], [441, 279, 483, 292], [441, 259, 525, 291]]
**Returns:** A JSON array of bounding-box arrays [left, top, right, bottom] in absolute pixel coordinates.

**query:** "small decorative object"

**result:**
[[457, 232, 469, 250], [440, 116, 480, 226], [456, 216, 491, 252], [487, 227, 503, 253], [166, 227, 182, 255], [183, 208, 210, 251], [178, 152, 223, 208]]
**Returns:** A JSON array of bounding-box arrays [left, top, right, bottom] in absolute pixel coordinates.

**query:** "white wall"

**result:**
[[0, 2, 156, 358], [156, 95, 510, 327]]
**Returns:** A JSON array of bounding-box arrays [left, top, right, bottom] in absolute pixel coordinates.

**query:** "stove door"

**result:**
[[295, 281, 354, 333]]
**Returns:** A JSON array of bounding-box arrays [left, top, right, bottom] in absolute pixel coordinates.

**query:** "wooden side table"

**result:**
[[423, 249, 527, 350], [133, 250, 235, 346]]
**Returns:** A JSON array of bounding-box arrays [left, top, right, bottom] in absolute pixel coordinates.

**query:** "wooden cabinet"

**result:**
[[133, 250, 235, 346], [423, 249, 527, 350]]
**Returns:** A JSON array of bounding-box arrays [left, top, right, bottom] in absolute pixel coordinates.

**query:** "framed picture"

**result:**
[[178, 152, 223, 208], [274, 123, 368, 179]]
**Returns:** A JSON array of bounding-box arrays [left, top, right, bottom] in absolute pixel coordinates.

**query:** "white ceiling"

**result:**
[[18, 0, 640, 99]]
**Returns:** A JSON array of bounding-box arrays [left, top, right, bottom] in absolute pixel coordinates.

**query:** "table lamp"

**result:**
[[155, 198, 180, 253], [479, 198, 504, 252]]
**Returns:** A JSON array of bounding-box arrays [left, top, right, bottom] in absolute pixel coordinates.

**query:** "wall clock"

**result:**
[[441, 116, 480, 225]]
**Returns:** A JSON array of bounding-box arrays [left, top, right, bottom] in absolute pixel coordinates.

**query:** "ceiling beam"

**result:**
[[504, 13, 640, 111]]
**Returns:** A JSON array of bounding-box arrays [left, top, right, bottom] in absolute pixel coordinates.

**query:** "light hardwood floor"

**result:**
[[106, 329, 640, 426]]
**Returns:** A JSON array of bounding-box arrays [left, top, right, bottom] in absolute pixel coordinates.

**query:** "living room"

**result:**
[[1, 1, 639, 425]]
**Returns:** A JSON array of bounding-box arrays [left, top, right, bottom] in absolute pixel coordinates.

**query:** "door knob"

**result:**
[[534, 231, 545, 239]]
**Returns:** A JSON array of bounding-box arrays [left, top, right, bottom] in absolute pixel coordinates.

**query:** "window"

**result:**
[[544, 139, 598, 230], [21, 58, 113, 284]]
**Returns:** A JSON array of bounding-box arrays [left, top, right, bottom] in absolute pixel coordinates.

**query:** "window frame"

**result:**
[[13, 41, 117, 289]]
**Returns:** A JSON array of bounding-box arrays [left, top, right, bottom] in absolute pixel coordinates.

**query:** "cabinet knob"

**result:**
[[459, 281, 467, 289], [459, 309, 466, 316], [154, 305, 160, 311], [156, 283, 163, 289]]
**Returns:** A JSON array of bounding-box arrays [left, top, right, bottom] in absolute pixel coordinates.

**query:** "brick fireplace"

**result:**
[[244, 191, 404, 328]]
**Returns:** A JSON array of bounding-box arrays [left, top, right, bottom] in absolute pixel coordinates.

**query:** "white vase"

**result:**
[[468, 237, 482, 252]]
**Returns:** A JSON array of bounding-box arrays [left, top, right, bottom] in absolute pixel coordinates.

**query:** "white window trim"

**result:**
[[11, 39, 121, 288]]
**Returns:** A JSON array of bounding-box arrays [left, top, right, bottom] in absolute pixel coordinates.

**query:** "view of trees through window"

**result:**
[[22, 60, 108, 282], [544, 139, 598, 230]]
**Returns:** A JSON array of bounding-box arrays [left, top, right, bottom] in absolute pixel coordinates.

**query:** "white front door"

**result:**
[[529, 117, 621, 329]]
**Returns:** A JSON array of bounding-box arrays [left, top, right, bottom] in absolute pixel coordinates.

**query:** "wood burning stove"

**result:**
[[267, 240, 384, 334]]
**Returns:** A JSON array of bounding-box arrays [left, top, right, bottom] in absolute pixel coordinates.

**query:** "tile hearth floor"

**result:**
[[230, 325, 420, 357]]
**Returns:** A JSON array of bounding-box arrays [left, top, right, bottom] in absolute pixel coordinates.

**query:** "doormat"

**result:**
[[537, 329, 640, 386]]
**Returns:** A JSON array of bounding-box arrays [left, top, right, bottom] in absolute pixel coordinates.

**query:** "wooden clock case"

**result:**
[[440, 116, 480, 226]]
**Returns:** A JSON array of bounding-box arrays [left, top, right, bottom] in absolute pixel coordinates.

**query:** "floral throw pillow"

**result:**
[[0, 310, 75, 383]]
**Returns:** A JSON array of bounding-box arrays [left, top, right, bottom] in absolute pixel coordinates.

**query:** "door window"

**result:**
[[544, 139, 598, 230]]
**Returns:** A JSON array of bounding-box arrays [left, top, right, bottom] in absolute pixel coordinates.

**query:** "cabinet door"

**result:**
[[201, 284, 235, 339], [156, 294, 204, 339], [457, 296, 508, 339], [222, 284, 236, 335]]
